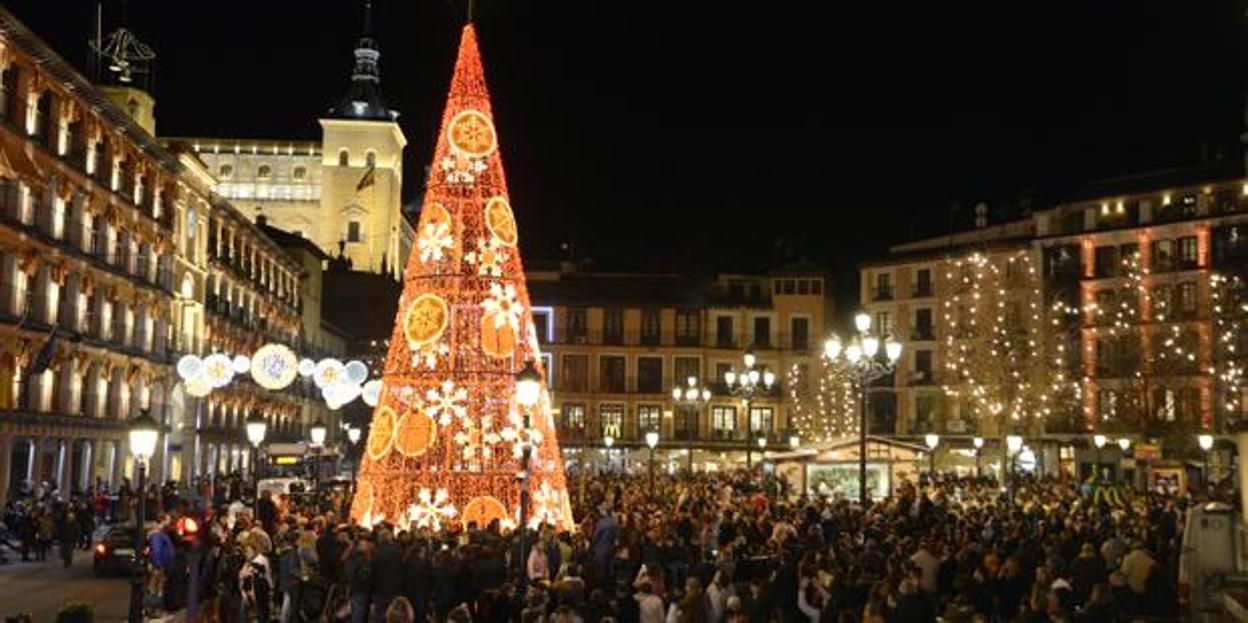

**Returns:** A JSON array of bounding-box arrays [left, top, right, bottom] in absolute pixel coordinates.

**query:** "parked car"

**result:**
[[94, 525, 140, 577]]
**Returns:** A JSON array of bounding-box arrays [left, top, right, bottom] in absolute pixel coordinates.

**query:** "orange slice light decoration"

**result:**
[[403, 293, 450, 348], [394, 406, 438, 457], [483, 196, 518, 247], [447, 109, 497, 158], [461, 495, 509, 530], [366, 405, 397, 461]]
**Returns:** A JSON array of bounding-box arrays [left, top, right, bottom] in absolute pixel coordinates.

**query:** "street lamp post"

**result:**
[[603, 435, 615, 473], [1093, 434, 1107, 483], [1005, 434, 1023, 498], [972, 437, 984, 478], [309, 419, 327, 489], [645, 431, 660, 492], [671, 376, 711, 474], [346, 426, 362, 504], [924, 434, 940, 483], [1198, 433, 1214, 488], [822, 312, 901, 505], [725, 350, 776, 471], [245, 413, 268, 519], [514, 361, 541, 593], [127, 411, 159, 623]]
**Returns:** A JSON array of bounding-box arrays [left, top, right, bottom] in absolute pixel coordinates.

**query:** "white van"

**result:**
[[1178, 501, 1238, 616]]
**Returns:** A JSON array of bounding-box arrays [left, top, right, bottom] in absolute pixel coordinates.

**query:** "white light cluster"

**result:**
[[177, 345, 376, 409]]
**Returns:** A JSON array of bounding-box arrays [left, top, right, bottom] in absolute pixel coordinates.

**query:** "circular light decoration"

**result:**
[[395, 407, 437, 457], [345, 360, 369, 385], [176, 355, 203, 381], [461, 496, 509, 531], [250, 343, 299, 390], [483, 196, 518, 247], [314, 358, 346, 389], [403, 294, 450, 348], [231, 355, 251, 375], [185, 373, 213, 398], [367, 406, 397, 460], [202, 353, 234, 389], [447, 109, 497, 158], [298, 358, 316, 377], [362, 379, 382, 407]]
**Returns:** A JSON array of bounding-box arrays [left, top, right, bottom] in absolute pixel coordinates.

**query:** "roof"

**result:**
[[1062, 159, 1244, 203], [859, 235, 1035, 269], [327, 2, 396, 121]]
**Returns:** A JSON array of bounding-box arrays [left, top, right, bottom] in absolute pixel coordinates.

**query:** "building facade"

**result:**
[[170, 3, 410, 280], [861, 169, 1248, 461], [527, 264, 832, 470]]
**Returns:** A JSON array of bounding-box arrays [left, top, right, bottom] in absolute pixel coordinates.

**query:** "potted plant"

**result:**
[[55, 603, 93, 623]]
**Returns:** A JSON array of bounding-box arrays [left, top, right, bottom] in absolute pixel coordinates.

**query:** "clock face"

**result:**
[[404, 293, 450, 347], [447, 110, 497, 158], [483, 196, 518, 247]]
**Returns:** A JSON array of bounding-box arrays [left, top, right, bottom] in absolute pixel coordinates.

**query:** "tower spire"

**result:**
[[329, 0, 395, 120]]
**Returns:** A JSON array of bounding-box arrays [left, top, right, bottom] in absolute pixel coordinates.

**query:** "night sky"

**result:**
[[7, 1, 1247, 309]]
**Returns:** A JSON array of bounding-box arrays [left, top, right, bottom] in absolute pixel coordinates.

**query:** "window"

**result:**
[[600, 356, 626, 393], [914, 394, 938, 432], [257, 165, 271, 179], [810, 279, 822, 295], [347, 221, 361, 243], [914, 269, 932, 296], [749, 406, 773, 435], [1094, 245, 1118, 278], [752, 316, 771, 347], [1178, 236, 1198, 266], [641, 308, 660, 345], [531, 310, 550, 343], [914, 350, 933, 382], [674, 357, 700, 386], [599, 403, 624, 437], [637, 405, 662, 433], [674, 406, 698, 440], [338, 149, 350, 167], [292, 166, 306, 180], [218, 164, 234, 179], [716, 316, 735, 348], [560, 355, 588, 392], [914, 308, 933, 339], [637, 357, 663, 394], [1178, 282, 1197, 313], [782, 280, 796, 295], [874, 311, 892, 336], [797, 280, 809, 295], [561, 404, 586, 437], [874, 273, 893, 300], [676, 309, 700, 345], [790, 317, 809, 350], [603, 308, 623, 344], [366, 151, 377, 167], [1151, 239, 1175, 271], [568, 308, 588, 342], [711, 406, 736, 438]]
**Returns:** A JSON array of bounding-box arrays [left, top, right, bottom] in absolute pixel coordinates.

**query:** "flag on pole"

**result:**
[[356, 163, 376, 192], [29, 325, 57, 375]]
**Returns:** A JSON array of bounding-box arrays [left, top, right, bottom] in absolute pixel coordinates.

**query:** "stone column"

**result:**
[[0, 434, 11, 504]]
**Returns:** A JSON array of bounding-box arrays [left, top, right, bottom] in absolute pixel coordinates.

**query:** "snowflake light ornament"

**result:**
[[404, 488, 458, 531], [480, 282, 522, 332], [425, 380, 469, 426], [463, 237, 509, 277], [417, 220, 454, 264]]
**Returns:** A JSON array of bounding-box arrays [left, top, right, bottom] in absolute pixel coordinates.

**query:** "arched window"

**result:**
[[338, 149, 350, 167], [218, 164, 233, 179], [257, 164, 271, 178], [365, 151, 376, 167], [292, 166, 306, 180]]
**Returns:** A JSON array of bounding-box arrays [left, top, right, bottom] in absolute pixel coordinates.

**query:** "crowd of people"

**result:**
[[0, 469, 1202, 623]]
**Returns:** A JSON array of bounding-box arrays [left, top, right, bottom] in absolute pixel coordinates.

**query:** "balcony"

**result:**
[[911, 326, 935, 341], [872, 286, 894, 301]]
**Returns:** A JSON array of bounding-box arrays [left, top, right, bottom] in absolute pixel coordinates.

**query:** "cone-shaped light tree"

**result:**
[[349, 25, 572, 532]]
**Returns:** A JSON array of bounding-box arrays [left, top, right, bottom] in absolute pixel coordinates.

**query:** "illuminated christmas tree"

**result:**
[[349, 24, 572, 531], [787, 358, 858, 443]]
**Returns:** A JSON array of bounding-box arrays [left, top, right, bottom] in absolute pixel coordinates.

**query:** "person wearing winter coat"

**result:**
[[57, 511, 81, 568], [239, 544, 274, 622]]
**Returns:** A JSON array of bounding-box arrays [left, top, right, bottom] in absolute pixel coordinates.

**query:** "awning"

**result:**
[[0, 130, 43, 185]]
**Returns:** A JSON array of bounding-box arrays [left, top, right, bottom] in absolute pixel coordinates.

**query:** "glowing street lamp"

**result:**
[[126, 411, 159, 623], [1199, 433, 1215, 486], [972, 436, 984, 477], [924, 434, 940, 479], [671, 375, 710, 473], [514, 360, 542, 592], [645, 431, 660, 491], [1005, 434, 1023, 497], [726, 349, 776, 470]]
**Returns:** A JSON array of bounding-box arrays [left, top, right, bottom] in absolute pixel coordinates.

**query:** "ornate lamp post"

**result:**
[[309, 419, 327, 489], [645, 430, 660, 491], [822, 312, 901, 505], [514, 360, 541, 592], [1005, 434, 1023, 497], [346, 425, 362, 502], [603, 435, 615, 473], [972, 437, 984, 478], [670, 376, 711, 473], [245, 413, 268, 518], [127, 411, 159, 623], [924, 433, 940, 482], [1093, 434, 1106, 482], [1198, 433, 1214, 486], [724, 350, 776, 470]]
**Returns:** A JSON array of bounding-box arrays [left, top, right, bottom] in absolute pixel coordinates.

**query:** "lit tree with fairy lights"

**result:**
[[1210, 272, 1246, 431], [788, 357, 858, 443], [938, 250, 1081, 436]]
